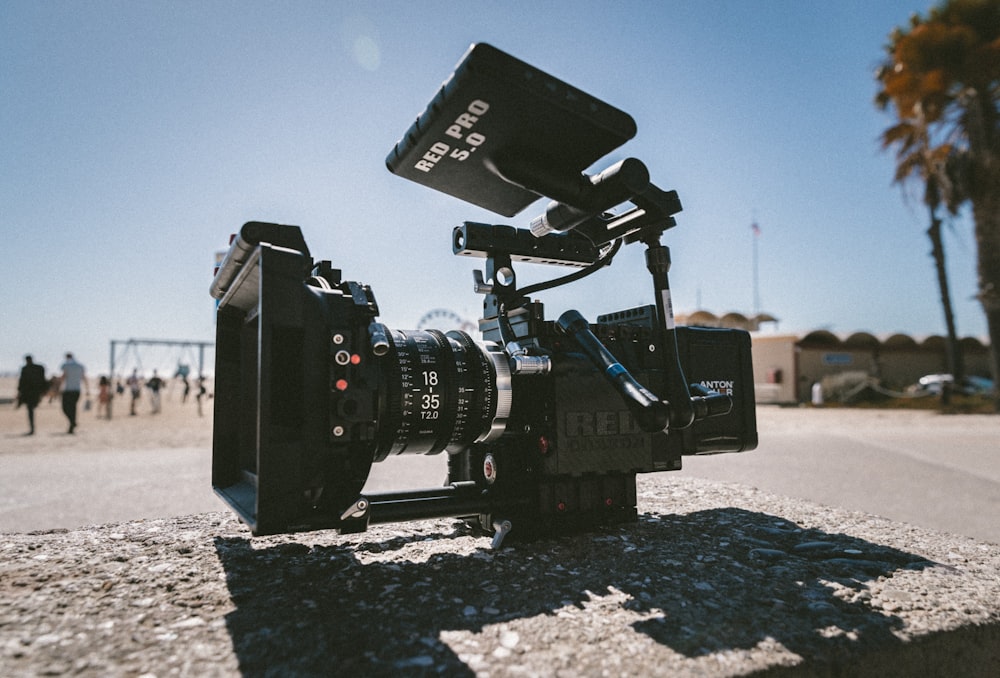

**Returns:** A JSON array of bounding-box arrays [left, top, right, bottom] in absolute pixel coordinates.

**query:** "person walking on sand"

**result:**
[[97, 375, 113, 420], [58, 352, 89, 434], [195, 375, 207, 417], [16, 355, 48, 435], [146, 369, 164, 414], [126, 369, 142, 416]]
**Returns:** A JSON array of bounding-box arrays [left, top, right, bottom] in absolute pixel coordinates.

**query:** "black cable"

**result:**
[[514, 238, 623, 298]]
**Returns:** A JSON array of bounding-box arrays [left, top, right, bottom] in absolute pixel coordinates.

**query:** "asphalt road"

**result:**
[[680, 407, 1000, 544], [2, 407, 998, 543]]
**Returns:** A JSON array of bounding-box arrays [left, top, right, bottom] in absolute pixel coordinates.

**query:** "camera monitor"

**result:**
[[386, 43, 637, 216]]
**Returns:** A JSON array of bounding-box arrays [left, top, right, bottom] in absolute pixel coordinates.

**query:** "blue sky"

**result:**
[[1, 0, 986, 377]]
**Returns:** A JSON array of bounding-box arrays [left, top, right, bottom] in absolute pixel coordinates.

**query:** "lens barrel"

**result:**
[[373, 329, 511, 461]]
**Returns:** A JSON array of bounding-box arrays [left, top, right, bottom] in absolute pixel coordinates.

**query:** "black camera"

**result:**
[[210, 44, 757, 546]]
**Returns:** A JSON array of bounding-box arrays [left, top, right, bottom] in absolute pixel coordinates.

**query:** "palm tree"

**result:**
[[876, 116, 965, 399], [875, 0, 1000, 410]]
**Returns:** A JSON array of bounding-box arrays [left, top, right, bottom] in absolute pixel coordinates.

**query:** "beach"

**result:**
[[0, 376, 212, 454], [3, 374, 1000, 543], [0, 376, 217, 533], [0, 376, 450, 533], [3, 378, 1000, 675]]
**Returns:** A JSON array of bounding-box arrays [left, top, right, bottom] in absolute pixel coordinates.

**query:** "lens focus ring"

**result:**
[[373, 329, 510, 460]]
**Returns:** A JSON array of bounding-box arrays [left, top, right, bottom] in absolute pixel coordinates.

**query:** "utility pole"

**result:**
[[751, 221, 761, 315]]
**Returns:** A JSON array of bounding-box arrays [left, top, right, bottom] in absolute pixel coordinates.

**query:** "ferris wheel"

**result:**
[[416, 308, 478, 334]]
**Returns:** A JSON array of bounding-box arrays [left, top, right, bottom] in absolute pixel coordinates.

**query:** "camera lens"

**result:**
[[373, 329, 511, 461]]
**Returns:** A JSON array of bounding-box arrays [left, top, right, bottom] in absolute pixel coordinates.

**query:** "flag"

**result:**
[[751, 222, 761, 237]]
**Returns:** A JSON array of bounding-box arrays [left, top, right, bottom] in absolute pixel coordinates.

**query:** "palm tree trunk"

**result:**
[[985, 311, 1000, 412], [966, 91, 1000, 412], [972, 199, 1000, 412], [927, 212, 963, 404]]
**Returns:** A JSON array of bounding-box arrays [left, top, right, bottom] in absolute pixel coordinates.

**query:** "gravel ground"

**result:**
[[2, 476, 998, 677]]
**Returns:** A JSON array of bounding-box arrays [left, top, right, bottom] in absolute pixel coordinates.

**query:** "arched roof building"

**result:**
[[676, 308, 990, 403], [676, 310, 778, 332], [750, 330, 989, 404]]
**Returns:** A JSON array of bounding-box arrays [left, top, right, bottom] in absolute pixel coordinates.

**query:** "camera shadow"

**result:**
[[214, 507, 942, 675]]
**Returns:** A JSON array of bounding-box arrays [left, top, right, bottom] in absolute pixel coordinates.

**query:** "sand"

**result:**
[[0, 376, 449, 533], [0, 377, 219, 534], [0, 376, 212, 454]]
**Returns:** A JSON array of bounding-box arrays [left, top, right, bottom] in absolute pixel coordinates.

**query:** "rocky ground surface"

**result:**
[[2, 476, 999, 677]]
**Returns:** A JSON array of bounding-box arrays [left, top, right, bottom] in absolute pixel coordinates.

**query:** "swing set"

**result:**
[[108, 338, 213, 380]]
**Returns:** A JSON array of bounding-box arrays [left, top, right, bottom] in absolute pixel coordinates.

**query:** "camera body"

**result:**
[[210, 222, 756, 540], [210, 43, 757, 544]]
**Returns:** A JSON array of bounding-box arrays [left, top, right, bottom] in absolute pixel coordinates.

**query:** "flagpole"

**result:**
[[751, 222, 760, 315]]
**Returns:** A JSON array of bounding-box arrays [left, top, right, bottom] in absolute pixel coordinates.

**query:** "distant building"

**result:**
[[676, 310, 778, 332], [677, 310, 991, 404], [752, 332, 991, 404]]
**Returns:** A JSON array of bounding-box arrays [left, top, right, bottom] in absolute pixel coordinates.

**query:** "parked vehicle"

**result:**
[[916, 374, 995, 396]]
